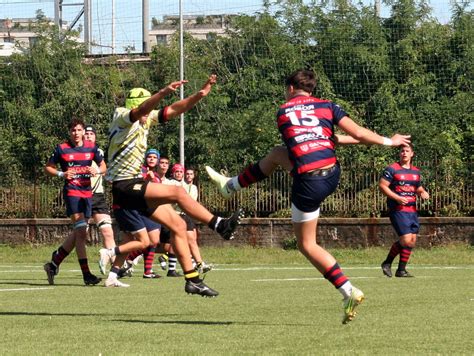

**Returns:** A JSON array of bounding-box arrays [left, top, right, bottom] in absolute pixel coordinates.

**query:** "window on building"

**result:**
[[156, 35, 167, 44]]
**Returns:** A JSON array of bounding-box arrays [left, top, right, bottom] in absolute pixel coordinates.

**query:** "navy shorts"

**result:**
[[113, 209, 160, 234], [389, 211, 420, 236], [142, 216, 161, 232], [64, 193, 92, 218], [291, 164, 341, 212]]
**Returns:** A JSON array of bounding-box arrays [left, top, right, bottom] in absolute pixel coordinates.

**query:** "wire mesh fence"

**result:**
[[1, 159, 471, 218]]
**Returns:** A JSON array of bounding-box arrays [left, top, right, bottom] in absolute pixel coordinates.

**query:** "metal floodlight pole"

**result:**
[[375, 0, 381, 17], [84, 0, 91, 54], [179, 0, 185, 166], [54, 0, 62, 30], [111, 0, 115, 54], [142, 0, 150, 53]]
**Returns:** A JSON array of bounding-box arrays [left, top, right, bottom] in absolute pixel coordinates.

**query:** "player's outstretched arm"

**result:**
[[166, 74, 217, 119], [334, 134, 360, 145], [130, 80, 188, 122], [338, 116, 411, 147]]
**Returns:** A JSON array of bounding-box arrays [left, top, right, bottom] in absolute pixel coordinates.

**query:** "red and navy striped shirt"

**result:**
[[381, 162, 421, 212], [49, 140, 103, 198], [276, 95, 347, 175]]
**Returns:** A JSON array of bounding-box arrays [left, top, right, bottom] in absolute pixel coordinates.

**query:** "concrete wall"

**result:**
[[0, 217, 472, 248]]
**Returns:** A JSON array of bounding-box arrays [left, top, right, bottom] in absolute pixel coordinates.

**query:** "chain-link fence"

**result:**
[[1, 159, 471, 218]]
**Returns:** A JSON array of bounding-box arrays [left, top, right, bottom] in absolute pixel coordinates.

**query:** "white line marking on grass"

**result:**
[[215, 266, 473, 272], [252, 276, 377, 282], [0, 287, 53, 292]]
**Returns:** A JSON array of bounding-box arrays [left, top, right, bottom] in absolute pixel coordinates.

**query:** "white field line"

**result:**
[[252, 276, 378, 282], [0, 287, 53, 292], [0, 265, 472, 273], [212, 266, 474, 271]]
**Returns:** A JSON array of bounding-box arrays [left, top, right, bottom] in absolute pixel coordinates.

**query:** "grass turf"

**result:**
[[0, 245, 473, 355]]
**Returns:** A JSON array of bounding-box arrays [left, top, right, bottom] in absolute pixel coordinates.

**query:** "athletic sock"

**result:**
[[143, 245, 156, 275], [237, 161, 267, 188], [383, 241, 402, 265], [108, 266, 120, 279], [398, 245, 413, 271], [168, 254, 178, 271], [228, 176, 242, 192], [184, 270, 201, 283], [338, 280, 353, 299], [51, 246, 69, 267], [78, 258, 91, 276], [207, 216, 222, 230], [323, 263, 349, 290]]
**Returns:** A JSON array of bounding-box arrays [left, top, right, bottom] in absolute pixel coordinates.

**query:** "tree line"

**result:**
[[0, 0, 472, 187]]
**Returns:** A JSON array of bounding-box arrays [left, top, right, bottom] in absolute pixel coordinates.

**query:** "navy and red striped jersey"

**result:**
[[381, 162, 421, 212], [49, 140, 103, 198], [276, 95, 348, 174]]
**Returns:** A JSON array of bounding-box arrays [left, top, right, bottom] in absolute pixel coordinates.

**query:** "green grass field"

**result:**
[[1, 245, 473, 355]]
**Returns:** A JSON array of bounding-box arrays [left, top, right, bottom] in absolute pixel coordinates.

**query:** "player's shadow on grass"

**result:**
[[112, 319, 234, 326], [0, 280, 93, 287], [0, 311, 184, 318]]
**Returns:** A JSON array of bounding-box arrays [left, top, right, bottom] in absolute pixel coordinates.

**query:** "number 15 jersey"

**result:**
[[276, 95, 348, 175]]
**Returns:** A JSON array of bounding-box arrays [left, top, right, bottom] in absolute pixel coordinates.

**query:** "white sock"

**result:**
[[338, 281, 353, 299], [108, 271, 118, 280], [228, 176, 242, 192]]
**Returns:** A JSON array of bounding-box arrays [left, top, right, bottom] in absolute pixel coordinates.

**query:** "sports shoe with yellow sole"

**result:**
[[342, 287, 365, 324], [205, 166, 234, 199]]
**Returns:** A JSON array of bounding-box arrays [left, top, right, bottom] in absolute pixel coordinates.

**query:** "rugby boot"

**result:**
[[158, 254, 169, 270], [205, 166, 234, 199], [104, 277, 130, 288], [43, 262, 57, 285], [381, 263, 392, 278], [83, 273, 102, 286], [395, 269, 414, 278], [197, 261, 214, 275], [342, 287, 365, 324], [215, 208, 244, 240], [143, 272, 161, 279], [185, 280, 219, 297]]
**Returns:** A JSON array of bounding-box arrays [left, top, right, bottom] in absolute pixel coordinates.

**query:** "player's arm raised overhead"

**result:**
[[165, 74, 217, 119], [130, 80, 188, 123]]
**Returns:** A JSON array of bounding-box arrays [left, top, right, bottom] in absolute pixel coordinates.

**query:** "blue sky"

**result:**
[[0, 0, 465, 54]]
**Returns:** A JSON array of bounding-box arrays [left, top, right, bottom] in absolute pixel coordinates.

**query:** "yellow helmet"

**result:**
[[125, 88, 151, 109]]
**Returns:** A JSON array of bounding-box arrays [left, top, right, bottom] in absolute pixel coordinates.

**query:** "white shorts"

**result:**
[[291, 203, 320, 223]]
